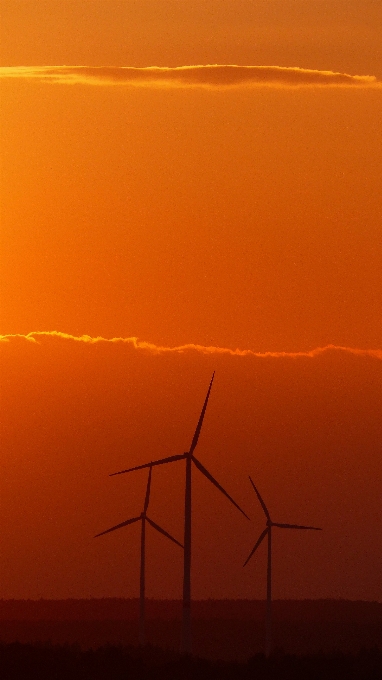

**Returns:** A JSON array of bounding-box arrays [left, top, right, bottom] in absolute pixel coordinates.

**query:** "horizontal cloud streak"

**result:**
[[0, 65, 380, 89], [1, 331, 382, 360]]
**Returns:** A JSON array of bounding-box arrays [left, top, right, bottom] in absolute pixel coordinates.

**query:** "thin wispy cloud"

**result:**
[[1, 331, 382, 360], [0, 65, 380, 89]]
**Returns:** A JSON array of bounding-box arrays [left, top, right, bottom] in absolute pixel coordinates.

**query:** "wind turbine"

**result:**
[[95, 465, 183, 646], [243, 476, 322, 658], [110, 373, 249, 654]]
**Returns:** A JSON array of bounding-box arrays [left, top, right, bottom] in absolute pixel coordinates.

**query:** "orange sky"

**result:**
[[0, 1, 381, 602]]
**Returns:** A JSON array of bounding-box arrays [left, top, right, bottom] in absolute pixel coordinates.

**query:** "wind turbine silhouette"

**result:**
[[243, 476, 322, 658], [110, 373, 249, 654], [95, 465, 183, 646]]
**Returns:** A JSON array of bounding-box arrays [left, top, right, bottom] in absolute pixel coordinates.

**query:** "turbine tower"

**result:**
[[95, 465, 183, 646], [110, 373, 249, 654], [243, 476, 322, 658]]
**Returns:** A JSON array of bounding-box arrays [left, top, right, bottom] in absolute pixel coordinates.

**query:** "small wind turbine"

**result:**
[[243, 476, 322, 658], [95, 465, 183, 646], [110, 373, 249, 654]]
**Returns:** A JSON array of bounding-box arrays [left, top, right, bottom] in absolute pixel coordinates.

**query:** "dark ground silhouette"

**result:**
[[0, 642, 381, 680], [0, 600, 380, 660]]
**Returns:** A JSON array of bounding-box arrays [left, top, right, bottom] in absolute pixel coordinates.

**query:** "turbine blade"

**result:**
[[143, 465, 153, 513], [192, 455, 250, 519], [146, 517, 183, 547], [110, 454, 185, 476], [249, 476, 271, 521], [243, 528, 269, 567], [94, 516, 141, 538], [189, 373, 215, 455], [273, 523, 322, 531]]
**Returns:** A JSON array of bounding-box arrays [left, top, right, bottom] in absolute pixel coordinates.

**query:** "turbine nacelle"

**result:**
[[244, 476, 322, 567], [110, 375, 249, 521], [95, 465, 182, 649], [244, 476, 322, 658], [107, 372, 250, 655], [96, 465, 183, 547]]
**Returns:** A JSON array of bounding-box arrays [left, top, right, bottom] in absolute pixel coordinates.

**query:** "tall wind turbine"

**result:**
[[243, 476, 322, 658], [95, 465, 183, 646], [110, 373, 249, 654]]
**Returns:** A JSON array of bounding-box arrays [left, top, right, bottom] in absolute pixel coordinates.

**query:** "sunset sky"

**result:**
[[1, 1, 381, 603]]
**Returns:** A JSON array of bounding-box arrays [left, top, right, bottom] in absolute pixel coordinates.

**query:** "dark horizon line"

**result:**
[[1, 597, 380, 604]]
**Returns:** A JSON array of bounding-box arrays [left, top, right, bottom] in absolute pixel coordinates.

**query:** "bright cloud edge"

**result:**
[[1, 331, 382, 360], [0, 65, 380, 89]]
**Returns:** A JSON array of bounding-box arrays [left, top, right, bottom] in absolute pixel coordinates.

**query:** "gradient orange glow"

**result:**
[[0, 1, 381, 603]]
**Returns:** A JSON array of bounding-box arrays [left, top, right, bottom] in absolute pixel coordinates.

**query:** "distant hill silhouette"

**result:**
[[0, 599, 381, 660], [0, 598, 381, 622]]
